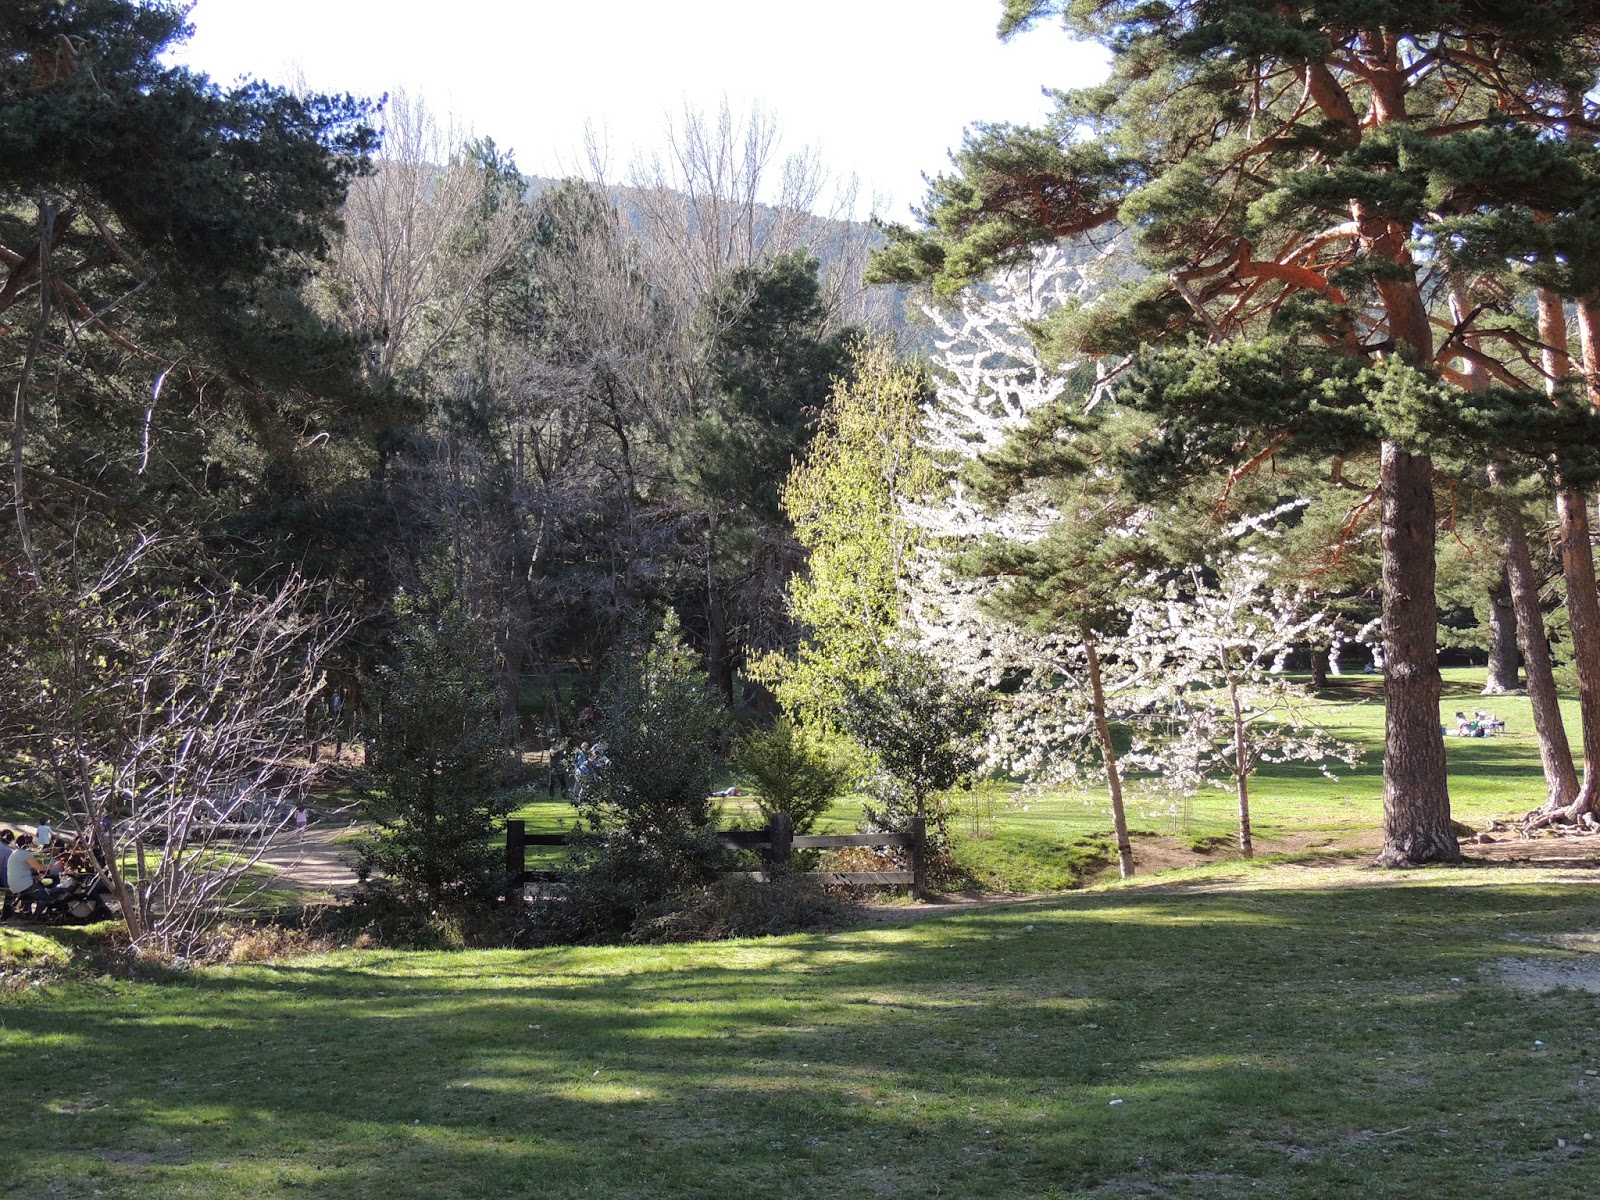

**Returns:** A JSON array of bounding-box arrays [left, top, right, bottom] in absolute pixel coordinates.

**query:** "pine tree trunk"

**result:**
[[1374, 441, 1460, 866], [1489, 466, 1579, 810], [1539, 288, 1600, 820], [1083, 632, 1135, 878], [1482, 566, 1520, 694], [1457, 278, 1577, 811], [1555, 487, 1600, 817]]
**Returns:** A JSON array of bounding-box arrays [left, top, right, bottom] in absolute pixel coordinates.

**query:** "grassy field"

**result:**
[[3, 862, 1599, 1198], [3, 667, 1598, 1197], [512, 667, 1578, 891]]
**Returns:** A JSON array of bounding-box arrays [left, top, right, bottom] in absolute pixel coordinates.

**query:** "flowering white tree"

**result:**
[[1122, 560, 1361, 857], [904, 244, 1144, 875], [904, 245, 1355, 872], [905, 540, 1149, 879], [918, 242, 1117, 460]]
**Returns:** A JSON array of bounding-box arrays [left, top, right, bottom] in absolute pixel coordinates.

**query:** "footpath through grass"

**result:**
[[3, 862, 1599, 1198]]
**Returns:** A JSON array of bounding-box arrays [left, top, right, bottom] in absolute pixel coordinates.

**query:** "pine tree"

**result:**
[[360, 577, 520, 909]]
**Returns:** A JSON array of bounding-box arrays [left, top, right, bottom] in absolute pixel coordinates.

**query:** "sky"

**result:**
[[167, 0, 1109, 222]]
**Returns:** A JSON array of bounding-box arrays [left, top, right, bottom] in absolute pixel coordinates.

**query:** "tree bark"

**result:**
[[1452, 278, 1577, 809], [1227, 677, 1254, 858], [1309, 644, 1329, 690], [1489, 467, 1579, 809], [1482, 565, 1520, 694], [1083, 631, 1135, 878], [1555, 487, 1600, 817], [1356, 59, 1457, 864], [1539, 287, 1600, 819], [1374, 441, 1460, 866]]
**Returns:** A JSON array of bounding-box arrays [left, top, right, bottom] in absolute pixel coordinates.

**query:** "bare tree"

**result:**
[[329, 91, 526, 387], [599, 101, 883, 382], [3, 537, 341, 958]]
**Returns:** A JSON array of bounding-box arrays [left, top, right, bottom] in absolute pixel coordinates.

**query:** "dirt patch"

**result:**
[[1491, 930, 1600, 994], [1465, 826, 1600, 868], [1492, 956, 1600, 994], [102, 1148, 190, 1166]]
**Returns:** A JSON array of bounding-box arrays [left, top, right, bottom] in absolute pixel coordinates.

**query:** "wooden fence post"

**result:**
[[910, 816, 927, 900], [505, 819, 526, 887], [766, 812, 793, 877]]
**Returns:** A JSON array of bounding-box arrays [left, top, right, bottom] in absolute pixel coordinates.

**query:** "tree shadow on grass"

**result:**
[[2, 879, 1597, 1198]]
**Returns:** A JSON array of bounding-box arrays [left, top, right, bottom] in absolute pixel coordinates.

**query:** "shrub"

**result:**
[[538, 613, 728, 943], [732, 718, 850, 833], [627, 871, 849, 942]]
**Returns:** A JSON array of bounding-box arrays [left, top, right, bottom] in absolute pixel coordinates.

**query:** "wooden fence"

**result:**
[[505, 813, 927, 898]]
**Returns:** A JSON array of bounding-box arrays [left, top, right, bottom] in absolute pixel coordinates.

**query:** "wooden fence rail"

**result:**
[[505, 814, 927, 898]]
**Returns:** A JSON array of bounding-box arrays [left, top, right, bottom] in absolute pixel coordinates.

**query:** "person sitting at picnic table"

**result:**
[[6, 833, 68, 916], [1475, 710, 1506, 735]]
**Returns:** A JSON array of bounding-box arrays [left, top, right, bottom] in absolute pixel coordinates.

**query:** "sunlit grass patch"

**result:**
[[5, 863, 1595, 1197]]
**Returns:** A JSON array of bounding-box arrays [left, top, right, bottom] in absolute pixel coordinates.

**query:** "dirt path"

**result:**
[[256, 822, 364, 894]]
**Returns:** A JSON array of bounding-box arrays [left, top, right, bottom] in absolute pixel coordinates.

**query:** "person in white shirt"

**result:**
[[6, 834, 64, 915]]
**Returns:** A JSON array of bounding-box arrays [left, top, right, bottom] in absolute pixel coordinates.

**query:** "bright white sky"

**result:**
[[168, 0, 1108, 221]]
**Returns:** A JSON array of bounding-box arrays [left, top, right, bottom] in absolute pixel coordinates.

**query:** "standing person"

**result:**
[[293, 803, 310, 838], [328, 690, 346, 761], [548, 745, 570, 800], [573, 742, 593, 800]]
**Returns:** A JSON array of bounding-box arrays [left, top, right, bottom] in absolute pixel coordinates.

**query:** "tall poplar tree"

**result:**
[[872, 1, 1600, 864]]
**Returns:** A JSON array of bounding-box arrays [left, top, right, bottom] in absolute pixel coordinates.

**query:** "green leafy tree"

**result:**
[[732, 718, 849, 834], [360, 578, 521, 909], [757, 339, 938, 727], [838, 647, 990, 854]]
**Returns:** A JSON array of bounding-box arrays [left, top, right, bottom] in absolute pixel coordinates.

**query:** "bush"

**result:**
[[536, 824, 725, 945], [536, 613, 728, 943], [732, 718, 850, 833], [626, 871, 849, 942]]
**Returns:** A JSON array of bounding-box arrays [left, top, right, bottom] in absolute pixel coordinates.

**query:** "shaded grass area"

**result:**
[[3, 865, 1598, 1198]]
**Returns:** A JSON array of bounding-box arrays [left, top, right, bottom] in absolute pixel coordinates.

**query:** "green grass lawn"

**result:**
[[3, 862, 1598, 1198], [511, 667, 1574, 892]]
